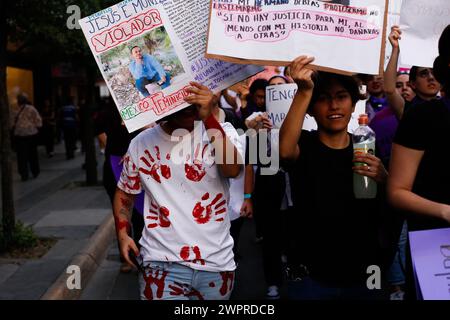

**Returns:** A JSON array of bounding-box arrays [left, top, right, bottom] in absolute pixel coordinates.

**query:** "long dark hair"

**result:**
[[433, 25, 450, 93]]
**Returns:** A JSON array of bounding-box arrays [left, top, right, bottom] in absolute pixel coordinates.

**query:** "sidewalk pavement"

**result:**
[[0, 142, 115, 300]]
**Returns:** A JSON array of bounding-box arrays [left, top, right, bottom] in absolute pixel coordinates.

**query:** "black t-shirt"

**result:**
[[393, 97, 450, 232], [288, 130, 383, 286]]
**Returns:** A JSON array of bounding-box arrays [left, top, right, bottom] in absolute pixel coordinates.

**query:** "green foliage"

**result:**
[[0, 221, 38, 252], [5, 0, 118, 61]]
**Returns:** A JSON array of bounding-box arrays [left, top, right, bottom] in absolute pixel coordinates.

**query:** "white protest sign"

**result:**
[[266, 83, 298, 128], [399, 0, 450, 67], [79, 0, 263, 132], [266, 83, 366, 132], [207, 0, 388, 75]]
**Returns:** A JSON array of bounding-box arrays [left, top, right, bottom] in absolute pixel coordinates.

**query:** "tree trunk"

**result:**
[[0, 1, 15, 245], [84, 68, 98, 186]]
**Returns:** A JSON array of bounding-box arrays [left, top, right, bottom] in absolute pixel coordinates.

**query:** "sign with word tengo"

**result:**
[[266, 83, 298, 128], [265, 83, 366, 132], [399, 0, 450, 68], [79, 0, 263, 132], [206, 0, 389, 75], [409, 228, 450, 300]]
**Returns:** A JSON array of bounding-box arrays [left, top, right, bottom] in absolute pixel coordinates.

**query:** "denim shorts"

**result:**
[[138, 261, 235, 300]]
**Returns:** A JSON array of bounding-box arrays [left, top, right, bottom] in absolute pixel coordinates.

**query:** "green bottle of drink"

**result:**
[[353, 114, 377, 199]]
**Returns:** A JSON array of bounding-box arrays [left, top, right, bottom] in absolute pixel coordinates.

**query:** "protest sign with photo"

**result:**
[[79, 0, 263, 132], [399, 0, 450, 68], [265, 83, 366, 132], [409, 228, 450, 300], [206, 0, 389, 75]]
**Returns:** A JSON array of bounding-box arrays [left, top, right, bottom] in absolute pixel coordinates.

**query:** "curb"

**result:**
[[40, 214, 115, 300]]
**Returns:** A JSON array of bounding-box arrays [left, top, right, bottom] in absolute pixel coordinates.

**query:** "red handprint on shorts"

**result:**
[[192, 193, 227, 224], [219, 271, 234, 296], [168, 281, 204, 300], [146, 201, 171, 229], [185, 143, 213, 182], [142, 268, 168, 300], [139, 146, 171, 183], [180, 245, 205, 265]]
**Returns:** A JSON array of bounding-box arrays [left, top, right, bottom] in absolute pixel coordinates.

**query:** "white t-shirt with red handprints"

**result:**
[[118, 122, 242, 272]]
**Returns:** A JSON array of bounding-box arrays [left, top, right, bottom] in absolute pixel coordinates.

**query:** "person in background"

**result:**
[[40, 99, 56, 158], [240, 79, 269, 121], [59, 96, 79, 160], [364, 74, 387, 122], [384, 25, 441, 120], [250, 74, 293, 299], [10, 94, 42, 181], [395, 70, 415, 103]]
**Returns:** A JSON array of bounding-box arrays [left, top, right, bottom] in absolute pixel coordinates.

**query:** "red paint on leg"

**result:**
[[219, 271, 234, 296], [120, 198, 132, 209]]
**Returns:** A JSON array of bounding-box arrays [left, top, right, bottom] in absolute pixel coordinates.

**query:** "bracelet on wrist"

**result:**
[[244, 193, 252, 199]]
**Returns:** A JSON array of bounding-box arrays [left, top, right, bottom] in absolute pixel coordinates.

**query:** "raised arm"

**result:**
[[279, 56, 315, 162], [387, 143, 450, 222], [185, 82, 243, 178], [384, 26, 406, 120]]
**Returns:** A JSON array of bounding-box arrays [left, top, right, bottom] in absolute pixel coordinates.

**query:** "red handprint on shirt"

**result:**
[[120, 156, 141, 191], [185, 143, 213, 182], [146, 201, 171, 229], [180, 245, 205, 265], [192, 193, 227, 224], [139, 146, 171, 183], [168, 281, 204, 300]]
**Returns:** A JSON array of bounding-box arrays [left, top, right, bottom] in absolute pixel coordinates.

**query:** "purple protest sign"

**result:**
[[110, 155, 144, 216], [409, 228, 450, 300]]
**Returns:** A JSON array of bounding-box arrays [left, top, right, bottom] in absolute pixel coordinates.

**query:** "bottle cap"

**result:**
[[358, 114, 369, 125]]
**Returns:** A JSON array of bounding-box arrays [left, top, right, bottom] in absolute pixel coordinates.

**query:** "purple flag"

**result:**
[[110, 155, 144, 216], [409, 228, 450, 300]]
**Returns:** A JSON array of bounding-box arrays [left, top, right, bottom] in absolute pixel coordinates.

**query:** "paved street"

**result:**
[[0, 142, 110, 299]]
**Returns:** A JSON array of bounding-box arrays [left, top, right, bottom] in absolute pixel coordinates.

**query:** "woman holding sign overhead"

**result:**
[[387, 25, 450, 299], [280, 56, 390, 300]]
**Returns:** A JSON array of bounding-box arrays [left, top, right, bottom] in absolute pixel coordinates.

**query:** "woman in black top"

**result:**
[[387, 25, 450, 298], [279, 56, 390, 299]]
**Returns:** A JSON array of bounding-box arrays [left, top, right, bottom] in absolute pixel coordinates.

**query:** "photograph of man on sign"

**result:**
[[129, 45, 171, 97], [98, 26, 186, 108]]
